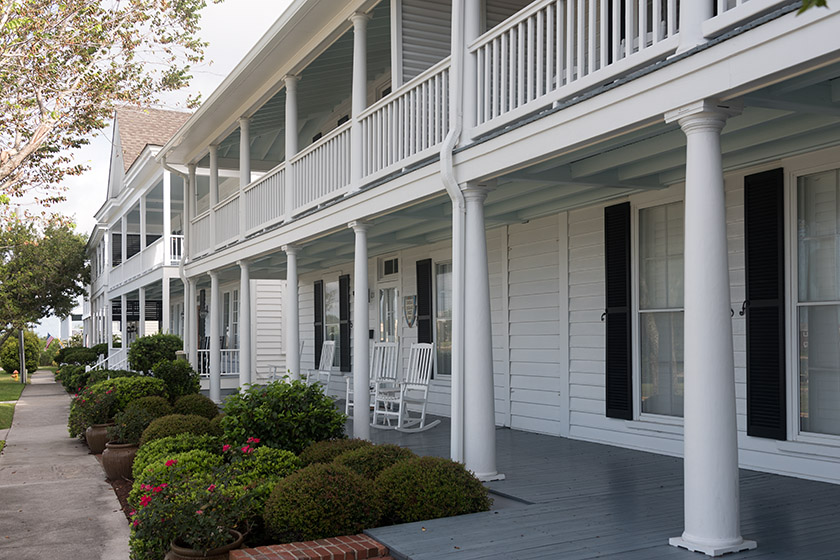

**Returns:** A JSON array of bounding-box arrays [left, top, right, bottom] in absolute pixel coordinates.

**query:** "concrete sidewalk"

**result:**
[[0, 370, 130, 559]]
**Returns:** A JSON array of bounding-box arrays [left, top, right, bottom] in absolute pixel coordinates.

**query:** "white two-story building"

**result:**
[[158, 1, 840, 556]]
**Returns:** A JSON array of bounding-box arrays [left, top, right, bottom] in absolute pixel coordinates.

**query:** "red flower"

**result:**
[[222, 444, 231, 452], [246, 437, 260, 444], [207, 484, 216, 492], [165, 459, 177, 467], [196, 509, 203, 515], [139, 495, 152, 507]]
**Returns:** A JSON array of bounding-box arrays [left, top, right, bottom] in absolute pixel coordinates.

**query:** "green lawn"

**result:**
[[0, 403, 14, 430], [0, 372, 25, 402]]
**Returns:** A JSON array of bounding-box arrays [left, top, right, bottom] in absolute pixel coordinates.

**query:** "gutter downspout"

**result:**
[[441, 0, 466, 463]]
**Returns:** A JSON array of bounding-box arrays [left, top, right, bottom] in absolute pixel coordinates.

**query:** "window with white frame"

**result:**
[[638, 201, 685, 418], [435, 262, 453, 376], [796, 168, 840, 437], [324, 280, 340, 367]]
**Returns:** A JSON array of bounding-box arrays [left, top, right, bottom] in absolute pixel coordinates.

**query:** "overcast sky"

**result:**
[[36, 0, 293, 337]]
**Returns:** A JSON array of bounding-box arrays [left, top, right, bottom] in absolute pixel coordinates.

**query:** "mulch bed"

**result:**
[[93, 452, 134, 520]]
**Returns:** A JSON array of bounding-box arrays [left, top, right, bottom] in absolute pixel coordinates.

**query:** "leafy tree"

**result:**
[[0, 0, 217, 210], [799, 0, 829, 13], [1, 330, 39, 374], [128, 333, 183, 374], [0, 216, 88, 347]]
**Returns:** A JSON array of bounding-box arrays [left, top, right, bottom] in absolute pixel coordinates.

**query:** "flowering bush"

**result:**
[[139, 414, 214, 446], [132, 434, 222, 480], [129, 459, 255, 560], [107, 408, 158, 445], [129, 449, 222, 507], [67, 386, 116, 438], [90, 377, 168, 412]]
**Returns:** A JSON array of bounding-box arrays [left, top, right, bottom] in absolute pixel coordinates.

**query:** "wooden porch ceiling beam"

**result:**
[[504, 167, 661, 190], [742, 93, 840, 117]]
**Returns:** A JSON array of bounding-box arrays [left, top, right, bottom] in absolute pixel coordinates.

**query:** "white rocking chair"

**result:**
[[371, 342, 440, 432], [305, 340, 336, 391], [269, 339, 306, 382], [346, 341, 398, 415]]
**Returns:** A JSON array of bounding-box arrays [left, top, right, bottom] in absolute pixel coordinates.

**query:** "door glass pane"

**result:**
[[639, 202, 685, 417], [640, 311, 684, 416], [379, 287, 398, 342], [436, 262, 452, 376], [799, 305, 840, 436], [798, 170, 840, 302], [324, 281, 340, 367], [223, 292, 230, 348]]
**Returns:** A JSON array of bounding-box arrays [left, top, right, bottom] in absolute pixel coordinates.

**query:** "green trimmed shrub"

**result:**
[[107, 407, 157, 445], [86, 368, 138, 386], [139, 414, 213, 446], [55, 345, 96, 366], [376, 456, 492, 525], [67, 386, 117, 438], [173, 393, 217, 419], [298, 438, 373, 466], [129, 449, 222, 507], [152, 359, 199, 401], [90, 377, 168, 412], [221, 380, 346, 454], [57, 364, 87, 392], [208, 413, 224, 436], [132, 434, 222, 480], [128, 333, 183, 374], [125, 396, 174, 419], [334, 444, 417, 480], [0, 330, 39, 374], [263, 463, 381, 543], [91, 343, 108, 358]]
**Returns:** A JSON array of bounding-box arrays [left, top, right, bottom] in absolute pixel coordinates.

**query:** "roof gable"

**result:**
[[115, 106, 191, 173]]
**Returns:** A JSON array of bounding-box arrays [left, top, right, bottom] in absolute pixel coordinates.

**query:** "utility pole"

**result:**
[[18, 329, 26, 384]]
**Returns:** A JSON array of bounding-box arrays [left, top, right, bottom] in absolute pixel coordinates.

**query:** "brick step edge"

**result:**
[[230, 534, 390, 560]]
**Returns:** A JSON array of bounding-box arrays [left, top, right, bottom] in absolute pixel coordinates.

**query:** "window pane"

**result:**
[[640, 311, 684, 417], [436, 263, 452, 376], [798, 170, 840, 302], [379, 287, 398, 342], [324, 281, 340, 367], [799, 305, 840, 436], [639, 202, 684, 310]]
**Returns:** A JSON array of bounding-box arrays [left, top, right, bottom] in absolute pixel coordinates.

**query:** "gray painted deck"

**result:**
[[352, 417, 840, 559]]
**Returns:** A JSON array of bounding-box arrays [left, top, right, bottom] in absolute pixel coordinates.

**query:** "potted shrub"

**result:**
[[130, 460, 253, 560], [69, 387, 117, 453], [103, 408, 157, 480]]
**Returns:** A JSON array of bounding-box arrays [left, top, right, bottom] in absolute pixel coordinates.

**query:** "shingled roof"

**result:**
[[115, 106, 191, 172]]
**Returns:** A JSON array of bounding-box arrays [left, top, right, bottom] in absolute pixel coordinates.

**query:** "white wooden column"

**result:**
[[209, 145, 219, 246], [163, 170, 172, 261], [238, 117, 250, 241], [462, 0, 482, 142], [162, 278, 170, 334], [665, 100, 755, 557], [138, 287, 146, 337], [677, 0, 713, 54], [350, 221, 371, 440], [209, 271, 222, 403], [183, 278, 192, 355], [284, 75, 298, 220], [120, 294, 127, 356], [188, 278, 198, 369], [121, 215, 127, 266], [107, 299, 114, 352], [140, 197, 148, 249], [283, 245, 300, 380], [462, 184, 503, 481], [238, 260, 252, 386], [349, 12, 370, 190]]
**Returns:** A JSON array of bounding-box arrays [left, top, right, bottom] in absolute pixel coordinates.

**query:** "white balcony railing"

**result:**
[[142, 236, 165, 273], [197, 349, 240, 377], [705, 0, 791, 38], [214, 193, 240, 247], [244, 163, 285, 234], [471, 0, 679, 134], [170, 235, 184, 264], [191, 211, 211, 256], [360, 58, 451, 182], [291, 121, 352, 214]]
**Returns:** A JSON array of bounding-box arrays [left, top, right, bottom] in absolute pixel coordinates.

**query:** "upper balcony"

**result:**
[[178, 0, 806, 259], [109, 234, 184, 288]]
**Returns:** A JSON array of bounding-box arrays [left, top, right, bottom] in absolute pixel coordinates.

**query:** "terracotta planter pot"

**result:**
[[165, 530, 244, 560], [102, 442, 138, 481], [84, 423, 114, 454]]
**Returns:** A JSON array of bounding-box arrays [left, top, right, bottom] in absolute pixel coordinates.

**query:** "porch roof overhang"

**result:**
[[159, 0, 378, 166]]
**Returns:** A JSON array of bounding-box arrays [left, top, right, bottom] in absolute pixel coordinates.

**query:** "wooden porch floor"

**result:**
[[352, 416, 840, 559]]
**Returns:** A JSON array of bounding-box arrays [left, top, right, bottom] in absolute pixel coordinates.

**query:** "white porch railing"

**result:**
[[170, 235, 184, 264], [471, 0, 679, 134], [197, 349, 240, 377], [360, 58, 451, 182], [244, 163, 285, 234], [191, 211, 211, 256], [142, 236, 165, 273], [214, 193, 240, 247], [704, 0, 791, 38], [108, 348, 128, 370], [291, 121, 352, 214]]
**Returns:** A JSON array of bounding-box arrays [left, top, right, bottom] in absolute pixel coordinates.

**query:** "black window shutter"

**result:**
[[314, 281, 324, 366], [744, 168, 786, 440], [416, 259, 433, 344], [604, 202, 632, 420], [339, 275, 351, 372]]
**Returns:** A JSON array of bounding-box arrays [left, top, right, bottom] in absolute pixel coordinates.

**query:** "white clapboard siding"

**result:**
[[253, 280, 285, 384], [506, 215, 563, 436], [401, 0, 451, 84]]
